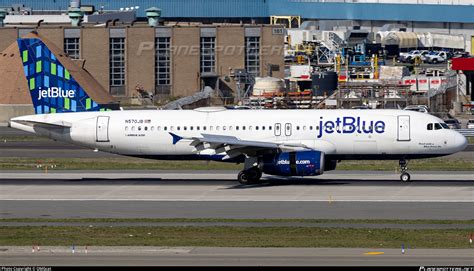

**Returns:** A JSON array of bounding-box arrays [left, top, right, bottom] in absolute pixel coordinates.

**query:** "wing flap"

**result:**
[[171, 132, 311, 160]]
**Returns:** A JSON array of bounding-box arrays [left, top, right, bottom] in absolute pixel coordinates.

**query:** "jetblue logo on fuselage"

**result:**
[[276, 159, 311, 165], [38, 87, 75, 100], [317, 116, 385, 138]]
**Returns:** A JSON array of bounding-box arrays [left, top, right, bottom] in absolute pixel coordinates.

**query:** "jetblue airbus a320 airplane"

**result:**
[[10, 37, 468, 184]]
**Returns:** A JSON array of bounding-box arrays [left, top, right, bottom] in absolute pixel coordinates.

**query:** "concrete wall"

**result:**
[[261, 26, 284, 79], [0, 105, 34, 123], [37, 28, 64, 51], [126, 27, 155, 98], [217, 26, 245, 76], [0, 28, 17, 53], [82, 28, 109, 93], [216, 26, 245, 97], [172, 27, 200, 97]]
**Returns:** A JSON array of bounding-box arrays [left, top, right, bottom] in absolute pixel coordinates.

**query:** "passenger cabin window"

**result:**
[[434, 123, 442, 130], [427, 123, 433, 130]]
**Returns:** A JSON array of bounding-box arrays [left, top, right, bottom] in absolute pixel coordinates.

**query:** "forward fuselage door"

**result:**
[[96, 116, 110, 142], [397, 115, 410, 141]]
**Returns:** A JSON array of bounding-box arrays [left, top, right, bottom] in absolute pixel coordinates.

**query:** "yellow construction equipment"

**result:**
[[270, 15, 301, 28]]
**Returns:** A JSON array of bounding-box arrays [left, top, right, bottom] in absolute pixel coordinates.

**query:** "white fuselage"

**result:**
[[10, 108, 468, 162]]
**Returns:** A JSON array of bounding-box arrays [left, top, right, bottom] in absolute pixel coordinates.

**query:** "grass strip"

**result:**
[[0, 157, 472, 171], [0, 226, 472, 248], [1, 218, 474, 225]]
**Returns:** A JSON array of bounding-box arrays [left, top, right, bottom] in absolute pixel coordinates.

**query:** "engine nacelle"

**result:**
[[262, 151, 325, 177]]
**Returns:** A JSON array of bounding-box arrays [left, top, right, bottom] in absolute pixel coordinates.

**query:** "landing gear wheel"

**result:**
[[400, 172, 411, 182], [237, 168, 262, 185], [238, 171, 250, 185], [399, 159, 411, 183]]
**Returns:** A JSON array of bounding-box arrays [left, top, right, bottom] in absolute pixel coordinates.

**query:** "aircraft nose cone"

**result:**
[[454, 132, 468, 152]]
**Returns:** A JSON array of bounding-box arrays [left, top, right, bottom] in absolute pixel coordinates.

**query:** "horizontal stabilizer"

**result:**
[[10, 119, 72, 129]]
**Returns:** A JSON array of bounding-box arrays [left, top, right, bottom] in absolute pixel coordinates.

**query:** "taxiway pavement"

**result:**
[[1, 247, 473, 266], [1, 170, 473, 220]]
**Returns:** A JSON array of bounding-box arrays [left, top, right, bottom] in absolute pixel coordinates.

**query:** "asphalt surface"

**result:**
[[1, 171, 473, 220], [1, 247, 473, 266]]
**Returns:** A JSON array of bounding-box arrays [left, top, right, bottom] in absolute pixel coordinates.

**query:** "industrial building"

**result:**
[[0, 23, 284, 104], [0, 0, 473, 118], [1, 0, 474, 53]]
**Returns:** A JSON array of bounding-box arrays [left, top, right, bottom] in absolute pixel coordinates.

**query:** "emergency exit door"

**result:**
[[96, 116, 110, 142], [285, 123, 292, 136], [274, 123, 281, 136], [397, 115, 410, 141]]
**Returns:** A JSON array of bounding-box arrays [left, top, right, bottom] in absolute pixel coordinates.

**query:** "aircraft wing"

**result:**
[[170, 133, 310, 160]]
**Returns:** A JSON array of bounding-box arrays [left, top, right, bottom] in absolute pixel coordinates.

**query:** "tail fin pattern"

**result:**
[[17, 38, 111, 114]]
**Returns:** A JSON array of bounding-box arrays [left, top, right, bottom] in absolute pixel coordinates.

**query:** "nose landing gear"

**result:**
[[399, 159, 411, 182]]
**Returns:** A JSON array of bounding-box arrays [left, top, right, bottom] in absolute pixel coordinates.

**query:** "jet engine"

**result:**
[[262, 151, 325, 177]]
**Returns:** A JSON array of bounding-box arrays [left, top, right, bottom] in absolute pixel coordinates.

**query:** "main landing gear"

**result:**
[[237, 157, 263, 185], [399, 159, 411, 182], [237, 167, 263, 185]]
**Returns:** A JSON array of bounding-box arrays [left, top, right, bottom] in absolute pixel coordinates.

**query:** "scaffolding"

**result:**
[[270, 15, 301, 28], [336, 81, 412, 109]]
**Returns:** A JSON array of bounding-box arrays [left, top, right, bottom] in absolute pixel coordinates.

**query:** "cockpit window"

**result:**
[[434, 123, 442, 130], [427, 123, 433, 130], [440, 123, 449, 129]]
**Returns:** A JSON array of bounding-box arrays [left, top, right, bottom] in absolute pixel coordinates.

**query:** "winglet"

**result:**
[[169, 132, 183, 145]]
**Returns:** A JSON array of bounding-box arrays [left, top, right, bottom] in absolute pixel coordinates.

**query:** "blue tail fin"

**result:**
[[17, 38, 111, 114]]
